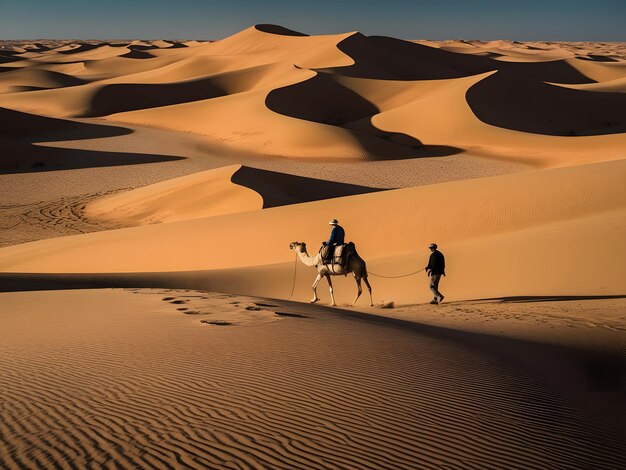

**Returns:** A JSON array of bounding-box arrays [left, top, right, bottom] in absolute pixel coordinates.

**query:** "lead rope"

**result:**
[[368, 268, 425, 279], [287, 252, 298, 300], [288, 253, 424, 299]]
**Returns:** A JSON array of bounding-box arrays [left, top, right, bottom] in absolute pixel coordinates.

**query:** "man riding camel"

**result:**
[[323, 218, 345, 263]]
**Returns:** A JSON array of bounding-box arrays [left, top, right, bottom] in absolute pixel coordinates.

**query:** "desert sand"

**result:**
[[0, 25, 625, 468]]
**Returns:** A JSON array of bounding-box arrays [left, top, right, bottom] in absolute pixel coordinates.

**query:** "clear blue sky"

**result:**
[[2, 0, 625, 41]]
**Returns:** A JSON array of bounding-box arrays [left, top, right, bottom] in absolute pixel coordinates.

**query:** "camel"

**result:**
[[289, 242, 373, 307]]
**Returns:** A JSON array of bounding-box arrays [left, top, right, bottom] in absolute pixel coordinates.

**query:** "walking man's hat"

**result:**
[[329, 219, 339, 225], [428, 243, 438, 249]]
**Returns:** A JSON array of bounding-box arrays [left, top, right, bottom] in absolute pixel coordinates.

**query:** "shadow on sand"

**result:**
[[323, 33, 595, 84], [0, 107, 133, 143], [474, 295, 626, 303], [231, 166, 383, 207], [466, 70, 626, 136], [0, 141, 184, 174]]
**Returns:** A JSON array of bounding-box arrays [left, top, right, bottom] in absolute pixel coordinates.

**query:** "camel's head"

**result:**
[[289, 241, 306, 252]]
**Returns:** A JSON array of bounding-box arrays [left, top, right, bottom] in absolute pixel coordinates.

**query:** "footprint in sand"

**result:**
[[274, 311, 307, 318], [162, 297, 175, 301], [200, 320, 232, 326], [170, 300, 187, 305]]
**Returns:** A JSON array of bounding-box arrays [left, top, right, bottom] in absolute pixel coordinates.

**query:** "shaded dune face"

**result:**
[[0, 107, 131, 142], [322, 34, 597, 84], [466, 70, 626, 135], [0, 68, 86, 93], [0, 136, 184, 174], [56, 43, 102, 55], [231, 166, 382, 207], [0, 107, 161, 172], [267, 72, 380, 125], [82, 79, 227, 117], [254, 24, 309, 36], [317, 33, 468, 80], [120, 49, 156, 59]]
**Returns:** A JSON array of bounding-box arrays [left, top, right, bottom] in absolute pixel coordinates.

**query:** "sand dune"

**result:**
[[1, 159, 624, 304], [1, 27, 623, 162], [465, 70, 626, 135], [369, 72, 626, 166], [550, 75, 626, 93], [85, 164, 382, 226], [108, 81, 420, 160], [566, 57, 626, 82], [0, 68, 85, 93], [86, 165, 263, 225], [332, 35, 596, 83]]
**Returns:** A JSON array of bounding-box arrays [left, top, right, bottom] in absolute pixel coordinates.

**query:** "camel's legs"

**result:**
[[311, 273, 322, 303], [326, 275, 336, 306], [363, 276, 373, 306], [351, 276, 363, 306]]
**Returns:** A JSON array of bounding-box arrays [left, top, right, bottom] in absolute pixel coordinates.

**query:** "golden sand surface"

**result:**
[[1, 288, 624, 469]]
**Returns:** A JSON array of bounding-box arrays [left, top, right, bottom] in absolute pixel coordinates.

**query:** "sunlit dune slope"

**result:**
[[0, 159, 624, 302], [85, 165, 262, 225]]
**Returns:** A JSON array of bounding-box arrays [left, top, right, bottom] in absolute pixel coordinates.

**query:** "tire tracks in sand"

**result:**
[[0, 189, 126, 247]]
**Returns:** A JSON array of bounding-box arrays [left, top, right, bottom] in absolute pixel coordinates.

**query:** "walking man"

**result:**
[[425, 243, 445, 304]]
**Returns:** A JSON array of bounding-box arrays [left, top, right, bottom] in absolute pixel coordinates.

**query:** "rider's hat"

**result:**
[[428, 243, 438, 249], [329, 219, 339, 225]]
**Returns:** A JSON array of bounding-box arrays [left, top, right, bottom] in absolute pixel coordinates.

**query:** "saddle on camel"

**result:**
[[320, 241, 357, 271]]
